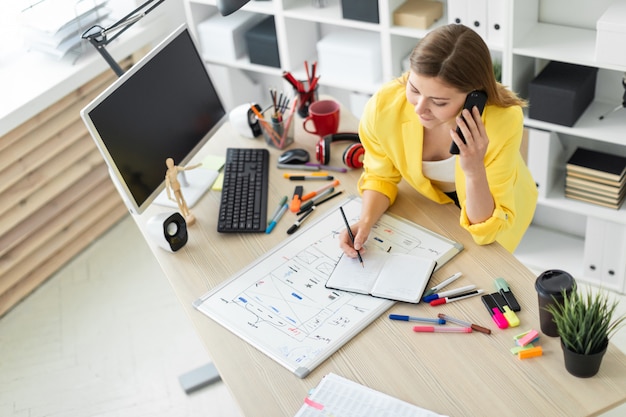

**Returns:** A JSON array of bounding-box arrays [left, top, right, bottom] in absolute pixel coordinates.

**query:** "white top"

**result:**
[[422, 156, 456, 192]]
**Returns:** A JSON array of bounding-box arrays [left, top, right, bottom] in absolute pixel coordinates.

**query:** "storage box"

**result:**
[[393, 0, 444, 29], [341, 0, 379, 23], [596, 0, 626, 66], [316, 31, 381, 85], [244, 16, 280, 68], [528, 61, 598, 127], [196, 11, 265, 61]]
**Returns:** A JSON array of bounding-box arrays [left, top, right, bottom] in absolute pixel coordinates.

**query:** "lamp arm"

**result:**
[[81, 0, 167, 76]]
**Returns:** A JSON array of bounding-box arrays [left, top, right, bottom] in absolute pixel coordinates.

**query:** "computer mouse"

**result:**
[[278, 148, 310, 164]]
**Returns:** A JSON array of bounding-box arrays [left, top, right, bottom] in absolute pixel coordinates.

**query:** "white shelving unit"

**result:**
[[183, 0, 626, 293]]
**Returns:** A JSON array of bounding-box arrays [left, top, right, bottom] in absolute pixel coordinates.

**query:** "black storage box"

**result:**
[[528, 61, 598, 127], [341, 0, 379, 23], [244, 16, 280, 68]]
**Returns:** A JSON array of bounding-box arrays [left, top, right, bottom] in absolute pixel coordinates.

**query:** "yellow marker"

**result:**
[[518, 346, 543, 360], [283, 172, 329, 178], [502, 305, 520, 327]]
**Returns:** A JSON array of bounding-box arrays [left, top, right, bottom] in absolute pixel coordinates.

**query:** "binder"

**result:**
[[467, 0, 487, 39], [526, 128, 564, 198], [487, 0, 506, 46], [447, 0, 467, 26]]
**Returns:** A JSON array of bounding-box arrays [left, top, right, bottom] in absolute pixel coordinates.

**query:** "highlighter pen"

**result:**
[[389, 314, 445, 325], [491, 292, 520, 327], [481, 294, 509, 329], [286, 207, 316, 235], [305, 162, 348, 173], [283, 172, 329, 178], [265, 203, 288, 234], [437, 313, 491, 335], [288, 176, 334, 181], [413, 326, 472, 333], [423, 272, 463, 297], [302, 180, 340, 202], [429, 289, 484, 306], [422, 284, 477, 302], [494, 277, 521, 312], [289, 185, 303, 213]]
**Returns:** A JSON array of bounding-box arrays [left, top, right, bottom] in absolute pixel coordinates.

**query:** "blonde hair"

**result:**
[[409, 24, 526, 108]]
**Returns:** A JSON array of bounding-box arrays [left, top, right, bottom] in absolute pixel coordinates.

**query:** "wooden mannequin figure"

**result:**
[[165, 157, 202, 226]]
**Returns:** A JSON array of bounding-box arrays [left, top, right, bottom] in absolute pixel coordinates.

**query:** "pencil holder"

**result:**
[[259, 108, 294, 149], [294, 80, 319, 118]]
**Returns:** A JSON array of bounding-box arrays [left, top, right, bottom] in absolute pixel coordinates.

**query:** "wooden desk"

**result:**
[[132, 110, 626, 417]]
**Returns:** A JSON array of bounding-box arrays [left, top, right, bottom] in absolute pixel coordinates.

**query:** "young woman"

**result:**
[[339, 24, 537, 256]]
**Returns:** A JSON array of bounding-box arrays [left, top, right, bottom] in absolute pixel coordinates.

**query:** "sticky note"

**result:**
[[518, 346, 543, 359], [517, 330, 539, 347]]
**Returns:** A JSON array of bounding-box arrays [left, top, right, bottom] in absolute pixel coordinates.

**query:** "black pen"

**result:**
[[297, 189, 343, 215], [287, 207, 316, 235], [288, 176, 334, 181], [339, 206, 363, 268]]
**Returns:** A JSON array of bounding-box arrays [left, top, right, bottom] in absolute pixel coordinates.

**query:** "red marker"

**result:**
[[413, 326, 472, 333], [429, 289, 484, 306]]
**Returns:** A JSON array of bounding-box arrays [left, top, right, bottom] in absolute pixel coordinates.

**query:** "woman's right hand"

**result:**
[[338, 221, 371, 258]]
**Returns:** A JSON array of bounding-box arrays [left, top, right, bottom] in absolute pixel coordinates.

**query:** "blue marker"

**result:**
[[266, 203, 289, 233], [389, 314, 445, 325]]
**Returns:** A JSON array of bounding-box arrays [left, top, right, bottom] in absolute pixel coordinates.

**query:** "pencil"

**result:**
[[339, 206, 363, 268]]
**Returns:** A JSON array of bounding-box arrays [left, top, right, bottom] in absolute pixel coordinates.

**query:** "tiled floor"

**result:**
[[1, 215, 625, 417]]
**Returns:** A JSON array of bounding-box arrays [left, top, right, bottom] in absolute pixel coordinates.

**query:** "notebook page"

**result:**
[[294, 373, 447, 417]]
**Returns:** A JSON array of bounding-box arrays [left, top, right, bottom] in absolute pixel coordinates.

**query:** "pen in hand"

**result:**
[[339, 206, 363, 268]]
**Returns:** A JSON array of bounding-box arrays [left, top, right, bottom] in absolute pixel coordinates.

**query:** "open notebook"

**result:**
[[326, 251, 437, 303]]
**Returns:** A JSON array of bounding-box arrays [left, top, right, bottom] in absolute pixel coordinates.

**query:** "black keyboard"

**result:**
[[217, 148, 269, 233]]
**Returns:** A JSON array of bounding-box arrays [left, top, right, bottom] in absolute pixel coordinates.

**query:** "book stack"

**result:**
[[20, 0, 110, 59], [565, 147, 626, 209]]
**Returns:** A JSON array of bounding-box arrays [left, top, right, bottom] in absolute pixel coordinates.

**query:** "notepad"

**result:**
[[293, 373, 446, 417], [326, 250, 437, 303]]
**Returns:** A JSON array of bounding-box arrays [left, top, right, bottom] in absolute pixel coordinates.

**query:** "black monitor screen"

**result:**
[[81, 25, 226, 213]]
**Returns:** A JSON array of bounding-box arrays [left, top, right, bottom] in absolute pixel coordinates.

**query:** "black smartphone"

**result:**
[[449, 90, 488, 155]]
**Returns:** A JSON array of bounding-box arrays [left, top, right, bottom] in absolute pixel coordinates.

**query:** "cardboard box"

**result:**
[[316, 31, 381, 85], [393, 0, 444, 29], [196, 11, 265, 61], [244, 16, 280, 68], [596, 0, 626, 66], [341, 0, 379, 23], [528, 61, 598, 127]]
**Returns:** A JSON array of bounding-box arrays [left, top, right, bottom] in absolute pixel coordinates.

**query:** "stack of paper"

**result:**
[[20, 0, 111, 59], [565, 147, 626, 209], [293, 373, 446, 417]]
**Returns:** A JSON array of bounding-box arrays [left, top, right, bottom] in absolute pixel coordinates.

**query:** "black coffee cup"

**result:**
[[535, 269, 576, 337]]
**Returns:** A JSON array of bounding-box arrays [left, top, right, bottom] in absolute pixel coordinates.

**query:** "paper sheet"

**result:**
[[294, 373, 447, 417]]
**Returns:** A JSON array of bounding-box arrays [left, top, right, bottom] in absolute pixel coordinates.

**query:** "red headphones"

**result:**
[[315, 133, 364, 169]]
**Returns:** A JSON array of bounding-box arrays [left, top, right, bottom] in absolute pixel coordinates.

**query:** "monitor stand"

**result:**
[[153, 169, 219, 209]]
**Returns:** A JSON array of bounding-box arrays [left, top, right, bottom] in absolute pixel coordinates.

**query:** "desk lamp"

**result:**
[[81, 0, 250, 77]]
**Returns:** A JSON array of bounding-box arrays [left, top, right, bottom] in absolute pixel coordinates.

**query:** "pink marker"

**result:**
[[413, 326, 472, 333]]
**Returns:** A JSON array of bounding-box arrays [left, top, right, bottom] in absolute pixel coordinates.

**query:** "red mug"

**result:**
[[303, 100, 340, 137]]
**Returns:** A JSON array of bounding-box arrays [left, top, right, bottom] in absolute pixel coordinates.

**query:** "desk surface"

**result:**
[[133, 106, 626, 417]]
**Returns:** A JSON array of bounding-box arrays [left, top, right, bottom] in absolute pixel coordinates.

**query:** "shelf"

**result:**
[[540, 175, 626, 225], [514, 224, 584, 278], [524, 100, 626, 146], [514, 22, 626, 72]]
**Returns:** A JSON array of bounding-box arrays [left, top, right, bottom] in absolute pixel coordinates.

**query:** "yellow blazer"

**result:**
[[358, 79, 537, 252]]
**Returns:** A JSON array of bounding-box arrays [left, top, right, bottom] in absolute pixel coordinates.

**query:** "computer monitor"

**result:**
[[81, 24, 226, 215]]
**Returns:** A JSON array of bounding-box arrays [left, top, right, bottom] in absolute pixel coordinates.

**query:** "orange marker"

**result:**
[[301, 180, 340, 202], [290, 185, 303, 212]]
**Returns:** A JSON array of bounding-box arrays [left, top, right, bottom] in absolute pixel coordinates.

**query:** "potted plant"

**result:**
[[545, 286, 626, 378]]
